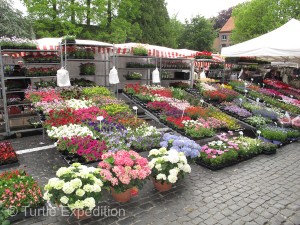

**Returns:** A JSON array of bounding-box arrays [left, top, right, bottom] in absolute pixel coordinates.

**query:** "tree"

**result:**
[[0, 0, 33, 38], [211, 7, 233, 30], [164, 14, 185, 48], [231, 0, 300, 44], [137, 0, 172, 46], [179, 15, 216, 51]]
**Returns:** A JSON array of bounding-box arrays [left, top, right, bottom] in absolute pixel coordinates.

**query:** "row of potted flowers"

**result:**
[[0, 141, 18, 168], [123, 83, 241, 139]]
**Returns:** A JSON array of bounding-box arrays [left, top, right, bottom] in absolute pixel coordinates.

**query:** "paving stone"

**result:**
[[289, 213, 300, 225]]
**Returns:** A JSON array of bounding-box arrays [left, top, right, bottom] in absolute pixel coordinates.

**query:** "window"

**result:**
[[222, 35, 227, 40]]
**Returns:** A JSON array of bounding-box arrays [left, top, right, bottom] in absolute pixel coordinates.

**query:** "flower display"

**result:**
[[0, 141, 18, 166], [166, 116, 191, 129], [185, 106, 208, 120], [25, 88, 62, 103], [159, 133, 201, 158], [47, 124, 95, 139], [148, 147, 191, 184], [98, 150, 151, 193], [65, 99, 94, 110], [222, 103, 252, 118], [44, 163, 103, 211], [56, 135, 107, 162], [0, 170, 44, 211]]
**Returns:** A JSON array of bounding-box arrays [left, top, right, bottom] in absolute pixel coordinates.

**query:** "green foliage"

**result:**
[[185, 126, 215, 138], [179, 15, 216, 51], [170, 88, 187, 100], [246, 116, 271, 127], [231, 0, 300, 44], [0, 202, 10, 225], [60, 86, 83, 100], [0, 0, 33, 38], [82, 86, 111, 97], [133, 45, 148, 56], [100, 104, 130, 116], [261, 142, 277, 154]]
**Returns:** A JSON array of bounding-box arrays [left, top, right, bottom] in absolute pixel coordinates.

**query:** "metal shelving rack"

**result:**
[[0, 48, 61, 136], [159, 57, 194, 88], [111, 55, 157, 89], [63, 42, 111, 86]]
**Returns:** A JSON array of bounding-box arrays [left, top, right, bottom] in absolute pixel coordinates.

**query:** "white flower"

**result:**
[[155, 163, 162, 171], [70, 178, 82, 189], [182, 164, 191, 173], [93, 178, 103, 187], [177, 163, 184, 170], [78, 171, 90, 179], [76, 189, 85, 197], [56, 167, 71, 177], [239, 131, 244, 136], [43, 191, 52, 201], [60, 196, 69, 204], [83, 184, 94, 192], [217, 141, 223, 146], [70, 200, 85, 210], [167, 149, 180, 164], [149, 149, 160, 156], [54, 180, 65, 190], [167, 174, 178, 184], [156, 174, 167, 180], [132, 106, 138, 110], [257, 130, 261, 134], [93, 184, 101, 192], [62, 182, 75, 194], [47, 177, 60, 186], [83, 197, 96, 210], [159, 147, 167, 154], [169, 168, 179, 176]]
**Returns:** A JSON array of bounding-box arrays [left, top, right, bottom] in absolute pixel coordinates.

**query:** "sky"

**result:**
[[12, 0, 247, 22], [165, 0, 247, 22]]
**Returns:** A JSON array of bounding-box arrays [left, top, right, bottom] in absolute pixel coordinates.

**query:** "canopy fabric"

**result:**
[[114, 43, 224, 62], [37, 38, 112, 52], [221, 19, 300, 63]]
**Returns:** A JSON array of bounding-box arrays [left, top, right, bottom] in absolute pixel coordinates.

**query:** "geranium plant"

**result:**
[[0, 141, 18, 166], [98, 150, 151, 193], [148, 147, 191, 184], [43, 163, 103, 211]]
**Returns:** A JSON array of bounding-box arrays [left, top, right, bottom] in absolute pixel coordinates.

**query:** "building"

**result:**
[[216, 16, 235, 53]]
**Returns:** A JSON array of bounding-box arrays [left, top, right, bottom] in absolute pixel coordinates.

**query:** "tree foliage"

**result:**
[[211, 7, 233, 30], [0, 0, 33, 38], [179, 15, 216, 51], [231, 0, 300, 44]]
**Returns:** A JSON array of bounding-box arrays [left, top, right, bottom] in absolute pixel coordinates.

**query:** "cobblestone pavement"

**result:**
[[2, 135, 300, 225]]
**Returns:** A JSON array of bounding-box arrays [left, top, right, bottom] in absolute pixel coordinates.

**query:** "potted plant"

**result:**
[[124, 72, 143, 80], [43, 163, 103, 219], [62, 35, 76, 44], [98, 150, 151, 203], [148, 147, 191, 192], [132, 45, 148, 56]]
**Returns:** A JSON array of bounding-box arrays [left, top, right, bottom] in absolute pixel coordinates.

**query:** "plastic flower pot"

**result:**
[[110, 187, 131, 203], [152, 178, 172, 192]]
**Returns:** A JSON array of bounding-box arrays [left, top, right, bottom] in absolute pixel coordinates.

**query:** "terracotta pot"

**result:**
[[73, 209, 89, 220], [110, 187, 131, 203], [152, 178, 172, 192]]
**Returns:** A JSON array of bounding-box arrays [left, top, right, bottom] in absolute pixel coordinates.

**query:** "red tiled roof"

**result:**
[[220, 17, 235, 33]]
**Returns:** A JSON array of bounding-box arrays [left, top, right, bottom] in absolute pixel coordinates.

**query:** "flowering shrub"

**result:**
[[222, 103, 252, 118], [185, 106, 208, 120], [56, 135, 107, 162], [150, 89, 173, 98], [25, 88, 62, 103], [128, 124, 162, 151], [146, 101, 171, 111], [203, 90, 227, 102], [65, 99, 94, 110], [194, 51, 212, 59], [0, 170, 44, 211], [98, 150, 151, 193], [0, 141, 18, 166], [44, 163, 103, 211], [159, 133, 201, 158], [166, 116, 191, 129], [148, 148, 191, 184], [88, 120, 131, 152], [47, 124, 95, 139]]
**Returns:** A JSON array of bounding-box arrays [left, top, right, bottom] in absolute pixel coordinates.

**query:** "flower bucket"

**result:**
[[152, 178, 172, 192], [110, 187, 131, 203], [73, 209, 89, 220]]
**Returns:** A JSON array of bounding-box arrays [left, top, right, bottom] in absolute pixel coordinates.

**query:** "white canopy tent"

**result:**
[[221, 19, 300, 63]]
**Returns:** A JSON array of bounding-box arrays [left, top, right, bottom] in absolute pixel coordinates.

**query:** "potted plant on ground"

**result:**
[[98, 150, 151, 203], [43, 163, 103, 219], [148, 147, 191, 192]]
